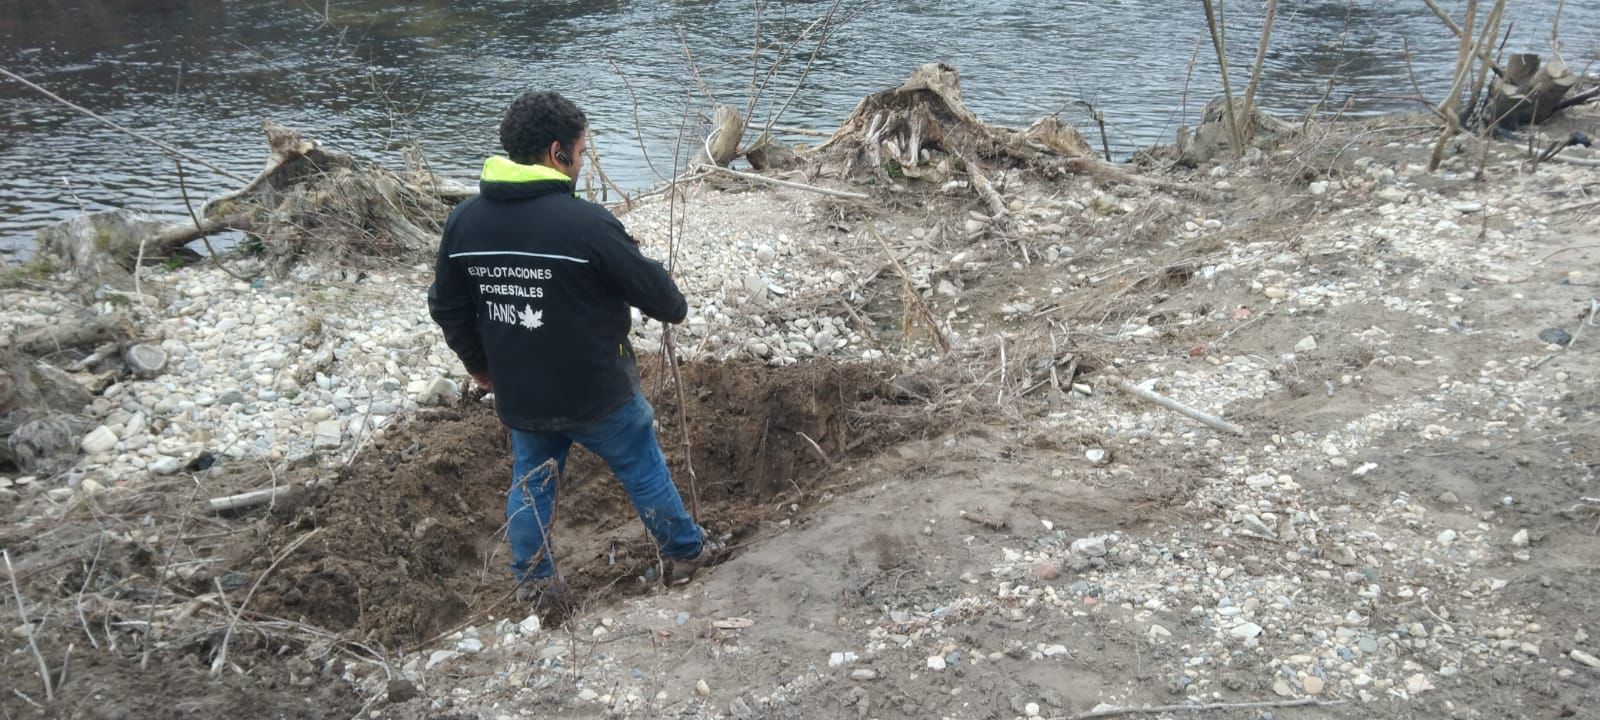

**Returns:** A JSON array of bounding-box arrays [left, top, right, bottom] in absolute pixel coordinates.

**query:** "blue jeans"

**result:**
[[508, 392, 704, 582]]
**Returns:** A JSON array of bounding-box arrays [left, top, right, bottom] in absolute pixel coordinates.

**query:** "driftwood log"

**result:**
[[34, 210, 175, 301], [31, 205, 256, 301], [11, 314, 130, 357]]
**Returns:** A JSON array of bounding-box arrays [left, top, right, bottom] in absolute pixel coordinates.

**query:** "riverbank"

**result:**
[[4, 103, 1600, 719], [6, 0, 1598, 255]]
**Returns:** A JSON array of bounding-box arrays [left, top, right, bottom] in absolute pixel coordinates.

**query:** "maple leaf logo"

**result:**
[[517, 304, 543, 330]]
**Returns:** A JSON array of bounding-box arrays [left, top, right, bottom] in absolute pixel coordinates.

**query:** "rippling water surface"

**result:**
[[1, 0, 1593, 260]]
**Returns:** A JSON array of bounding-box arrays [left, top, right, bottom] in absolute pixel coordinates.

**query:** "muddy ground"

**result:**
[[4, 110, 1600, 720]]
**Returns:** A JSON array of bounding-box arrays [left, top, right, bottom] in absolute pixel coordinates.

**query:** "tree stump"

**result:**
[[1177, 96, 1297, 166], [1487, 54, 1579, 128], [744, 133, 799, 171], [815, 62, 1015, 180], [812, 63, 1197, 197], [204, 121, 450, 269], [34, 210, 170, 301], [694, 105, 747, 168]]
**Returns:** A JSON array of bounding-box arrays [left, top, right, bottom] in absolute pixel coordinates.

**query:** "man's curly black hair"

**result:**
[[500, 90, 587, 165]]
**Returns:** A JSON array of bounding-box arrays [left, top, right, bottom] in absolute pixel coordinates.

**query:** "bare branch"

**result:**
[[1054, 698, 1343, 720], [703, 165, 868, 199], [1200, 0, 1245, 155], [604, 54, 667, 183], [3, 550, 55, 703], [1242, 0, 1279, 118], [176, 161, 249, 281]]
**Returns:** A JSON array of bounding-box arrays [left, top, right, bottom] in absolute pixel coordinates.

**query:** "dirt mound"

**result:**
[[244, 406, 511, 649], [245, 358, 921, 648]]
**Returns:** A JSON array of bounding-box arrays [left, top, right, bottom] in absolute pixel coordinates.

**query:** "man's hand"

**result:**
[[471, 371, 493, 392]]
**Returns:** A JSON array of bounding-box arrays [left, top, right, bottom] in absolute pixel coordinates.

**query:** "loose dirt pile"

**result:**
[[243, 407, 511, 649], [243, 358, 920, 649]]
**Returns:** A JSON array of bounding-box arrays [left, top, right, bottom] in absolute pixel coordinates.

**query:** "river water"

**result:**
[[1, 0, 1592, 261]]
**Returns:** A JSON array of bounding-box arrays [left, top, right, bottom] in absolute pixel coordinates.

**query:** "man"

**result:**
[[428, 90, 724, 607]]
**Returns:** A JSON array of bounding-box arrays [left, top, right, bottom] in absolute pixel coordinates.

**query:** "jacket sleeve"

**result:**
[[589, 211, 689, 324], [427, 213, 488, 375]]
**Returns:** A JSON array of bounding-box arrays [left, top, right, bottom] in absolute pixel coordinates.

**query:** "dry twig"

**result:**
[[767, 124, 832, 137], [1051, 698, 1344, 720], [796, 432, 831, 467], [75, 534, 104, 650], [604, 54, 667, 183], [1553, 198, 1600, 214], [741, 0, 768, 124], [141, 479, 204, 670], [755, 0, 850, 142], [1428, 0, 1482, 172], [1422, 0, 1508, 77], [661, 98, 702, 523], [704, 165, 868, 200], [677, 24, 720, 107], [1199, 0, 1244, 155], [211, 527, 323, 676], [664, 336, 702, 521], [1466, 0, 1509, 128], [207, 486, 292, 513], [1241, 0, 1279, 119], [511, 459, 568, 612], [176, 160, 248, 281], [867, 224, 949, 353], [3, 549, 55, 703], [56, 642, 73, 693], [1106, 375, 1247, 436], [584, 129, 632, 211]]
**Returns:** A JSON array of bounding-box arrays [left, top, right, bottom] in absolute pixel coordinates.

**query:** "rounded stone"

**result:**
[[124, 344, 168, 378]]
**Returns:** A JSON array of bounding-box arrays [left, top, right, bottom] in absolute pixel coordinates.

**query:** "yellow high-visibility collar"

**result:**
[[481, 156, 571, 183]]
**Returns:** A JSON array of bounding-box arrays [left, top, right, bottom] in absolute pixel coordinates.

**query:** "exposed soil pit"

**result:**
[[243, 358, 931, 649]]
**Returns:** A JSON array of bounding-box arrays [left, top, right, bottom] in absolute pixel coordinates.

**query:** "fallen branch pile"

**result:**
[[813, 62, 1111, 184], [197, 121, 453, 269], [31, 121, 459, 296]]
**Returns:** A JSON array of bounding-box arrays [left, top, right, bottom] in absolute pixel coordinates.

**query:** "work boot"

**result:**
[[515, 576, 570, 613], [665, 537, 729, 585]]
